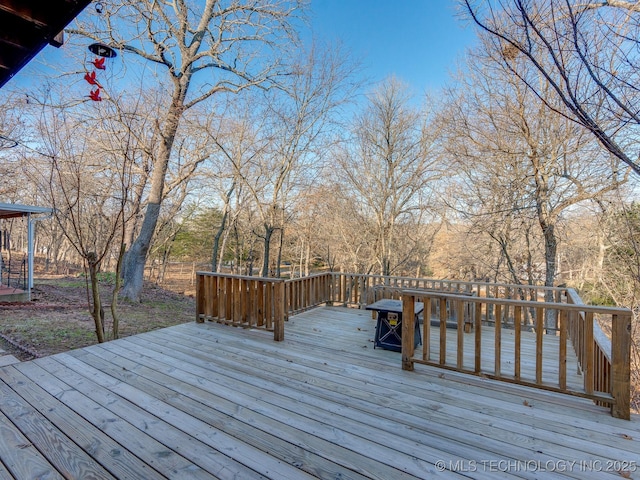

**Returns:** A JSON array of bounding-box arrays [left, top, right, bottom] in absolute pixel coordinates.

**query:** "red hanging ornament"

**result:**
[[83, 42, 114, 102], [84, 70, 102, 87], [92, 57, 106, 70], [89, 88, 102, 101]]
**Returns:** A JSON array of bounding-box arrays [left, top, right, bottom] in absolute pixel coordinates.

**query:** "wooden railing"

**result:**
[[285, 273, 332, 315], [280, 271, 571, 313], [323, 272, 568, 307], [400, 290, 632, 420], [195, 271, 631, 418], [325, 273, 475, 307], [565, 288, 617, 405], [195, 272, 285, 341]]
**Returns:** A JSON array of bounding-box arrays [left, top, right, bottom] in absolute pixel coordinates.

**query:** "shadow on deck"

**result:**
[[0, 306, 638, 479]]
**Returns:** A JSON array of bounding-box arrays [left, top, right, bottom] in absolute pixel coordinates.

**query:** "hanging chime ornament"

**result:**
[[88, 43, 117, 58], [84, 43, 116, 102]]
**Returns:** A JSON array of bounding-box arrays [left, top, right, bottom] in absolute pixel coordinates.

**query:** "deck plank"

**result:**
[[288, 308, 593, 409], [67, 347, 380, 480], [0, 404, 62, 480], [81, 336, 449, 479], [160, 322, 636, 472], [0, 375, 109, 479], [108, 335, 476, 480], [127, 328, 577, 480], [36, 354, 279, 480], [0, 305, 638, 479], [6, 361, 196, 480]]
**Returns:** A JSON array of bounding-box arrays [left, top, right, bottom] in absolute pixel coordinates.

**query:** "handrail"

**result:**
[[284, 272, 332, 315], [195, 271, 285, 341], [325, 272, 568, 308], [401, 289, 632, 420], [565, 288, 614, 406], [194, 271, 631, 418]]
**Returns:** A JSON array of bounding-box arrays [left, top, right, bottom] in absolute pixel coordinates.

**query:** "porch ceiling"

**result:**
[[0, 202, 52, 219], [0, 0, 92, 88]]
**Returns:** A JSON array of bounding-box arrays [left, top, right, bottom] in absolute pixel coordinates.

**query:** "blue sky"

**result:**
[[308, 1, 478, 94], [3, 1, 477, 97]]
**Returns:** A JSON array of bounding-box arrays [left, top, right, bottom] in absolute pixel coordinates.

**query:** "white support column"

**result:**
[[27, 212, 33, 300]]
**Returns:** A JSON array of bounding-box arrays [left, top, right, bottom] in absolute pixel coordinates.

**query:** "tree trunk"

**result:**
[[212, 209, 228, 272], [124, 176, 148, 249], [87, 252, 105, 343], [212, 183, 234, 272], [111, 243, 126, 340], [541, 221, 558, 332], [246, 241, 255, 276], [121, 202, 161, 301], [233, 223, 241, 274], [121, 96, 184, 302], [298, 238, 304, 278], [261, 225, 274, 277], [276, 228, 284, 278], [218, 224, 231, 273]]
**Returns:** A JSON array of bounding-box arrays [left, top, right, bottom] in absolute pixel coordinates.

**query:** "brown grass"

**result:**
[[0, 276, 195, 360]]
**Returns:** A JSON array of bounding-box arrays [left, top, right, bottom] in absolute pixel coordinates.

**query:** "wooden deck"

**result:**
[[1, 306, 639, 479]]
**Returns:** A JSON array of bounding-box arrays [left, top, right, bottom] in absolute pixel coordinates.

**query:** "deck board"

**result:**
[[0, 305, 638, 479], [0, 372, 113, 479]]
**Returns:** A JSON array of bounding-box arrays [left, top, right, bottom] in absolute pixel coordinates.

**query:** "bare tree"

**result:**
[[28, 97, 135, 342], [69, 0, 304, 300], [208, 42, 359, 277], [0, 95, 28, 198], [202, 94, 269, 273], [440, 35, 627, 327], [462, 0, 640, 175], [335, 77, 443, 276], [593, 199, 640, 410]]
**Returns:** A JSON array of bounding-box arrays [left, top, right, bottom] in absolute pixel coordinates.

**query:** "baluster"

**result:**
[[423, 296, 431, 361], [494, 304, 502, 377], [535, 307, 543, 385], [514, 305, 521, 380], [474, 301, 482, 373], [439, 297, 447, 365], [559, 309, 567, 390], [584, 311, 594, 394], [456, 300, 464, 369]]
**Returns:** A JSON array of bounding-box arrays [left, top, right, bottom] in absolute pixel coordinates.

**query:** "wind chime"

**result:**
[[84, 4, 117, 102], [84, 42, 116, 101]]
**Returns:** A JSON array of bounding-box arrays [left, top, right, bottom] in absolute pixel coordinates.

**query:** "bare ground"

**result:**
[[0, 277, 195, 361]]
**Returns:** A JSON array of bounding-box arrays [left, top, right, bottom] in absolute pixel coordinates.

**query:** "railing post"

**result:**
[[274, 281, 285, 341], [611, 314, 631, 419], [196, 273, 205, 323], [402, 294, 416, 371]]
